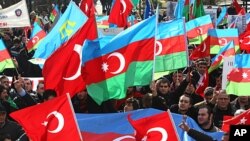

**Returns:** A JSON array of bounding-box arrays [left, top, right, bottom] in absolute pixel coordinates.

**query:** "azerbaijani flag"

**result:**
[[49, 4, 60, 22], [208, 28, 239, 54], [82, 16, 156, 105], [208, 41, 235, 73], [96, 16, 109, 28], [26, 22, 46, 52], [192, 0, 205, 18], [155, 18, 187, 72], [226, 54, 250, 96], [186, 15, 213, 44], [0, 39, 15, 72]]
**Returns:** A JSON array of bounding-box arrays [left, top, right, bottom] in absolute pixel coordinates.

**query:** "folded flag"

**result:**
[[0, 39, 15, 72]]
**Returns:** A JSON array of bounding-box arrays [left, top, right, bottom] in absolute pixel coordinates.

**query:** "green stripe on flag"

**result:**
[[189, 34, 207, 44], [210, 45, 239, 54], [87, 61, 153, 105], [226, 81, 250, 96], [154, 70, 176, 80], [155, 51, 187, 72], [0, 59, 15, 72]]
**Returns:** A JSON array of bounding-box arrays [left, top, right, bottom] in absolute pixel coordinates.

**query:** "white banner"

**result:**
[[222, 56, 235, 90], [0, 0, 31, 28]]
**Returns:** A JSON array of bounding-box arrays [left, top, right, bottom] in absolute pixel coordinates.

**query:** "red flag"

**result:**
[[10, 94, 82, 141], [239, 29, 250, 51], [42, 16, 96, 97], [232, 0, 242, 14], [221, 115, 234, 132], [222, 109, 250, 132], [189, 37, 210, 60], [108, 0, 133, 27], [79, 0, 98, 39], [128, 111, 179, 141], [196, 70, 209, 97]]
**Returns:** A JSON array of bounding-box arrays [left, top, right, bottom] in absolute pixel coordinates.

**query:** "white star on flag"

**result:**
[[242, 72, 248, 79], [239, 117, 247, 124], [102, 62, 109, 72]]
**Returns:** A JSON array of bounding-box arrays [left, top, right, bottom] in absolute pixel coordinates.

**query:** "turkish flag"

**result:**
[[108, 0, 133, 27], [128, 111, 179, 141], [222, 109, 250, 132], [79, 0, 96, 18], [189, 37, 210, 60], [239, 29, 250, 52], [10, 94, 82, 141], [42, 16, 97, 97], [232, 0, 242, 14], [195, 69, 209, 97]]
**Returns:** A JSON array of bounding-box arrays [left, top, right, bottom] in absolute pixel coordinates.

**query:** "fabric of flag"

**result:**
[[192, 0, 205, 18], [33, 1, 88, 66], [226, 54, 250, 96], [208, 28, 239, 54], [196, 69, 208, 97], [216, 6, 227, 26], [96, 16, 109, 28], [232, 0, 242, 14], [155, 19, 187, 72], [239, 26, 250, 51], [79, 0, 96, 18], [82, 16, 156, 105], [108, 0, 133, 27], [222, 109, 250, 133], [186, 15, 213, 44], [208, 41, 235, 73], [131, 0, 139, 7], [174, 0, 185, 19], [26, 22, 46, 52], [189, 37, 210, 60], [182, 0, 189, 20], [76, 108, 224, 141], [49, 4, 59, 22], [42, 15, 97, 97], [128, 111, 180, 141], [144, 0, 154, 19], [10, 94, 82, 141], [0, 39, 15, 72]]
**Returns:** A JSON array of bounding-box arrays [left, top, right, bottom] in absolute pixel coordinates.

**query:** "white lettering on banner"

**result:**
[[222, 56, 235, 90]]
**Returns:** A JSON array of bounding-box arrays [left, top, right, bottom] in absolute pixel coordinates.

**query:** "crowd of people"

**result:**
[[0, 0, 249, 141]]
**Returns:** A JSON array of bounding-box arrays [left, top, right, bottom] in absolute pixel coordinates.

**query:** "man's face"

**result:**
[[204, 95, 213, 103], [1, 78, 9, 89], [24, 80, 32, 91], [178, 95, 191, 111], [158, 83, 169, 94], [0, 112, 6, 125], [198, 108, 210, 125], [37, 83, 44, 94], [0, 89, 8, 101], [197, 64, 207, 75], [172, 73, 183, 84], [124, 103, 133, 112], [217, 93, 230, 110]]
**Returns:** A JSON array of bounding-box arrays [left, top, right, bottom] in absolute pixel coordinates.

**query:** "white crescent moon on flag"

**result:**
[[145, 127, 168, 141], [201, 43, 206, 52], [85, 3, 88, 13], [63, 44, 82, 80], [108, 52, 125, 74], [47, 111, 64, 134], [32, 36, 39, 44], [120, 0, 127, 14], [244, 35, 250, 45], [197, 28, 203, 35], [155, 41, 163, 56], [113, 135, 135, 141], [218, 38, 227, 46]]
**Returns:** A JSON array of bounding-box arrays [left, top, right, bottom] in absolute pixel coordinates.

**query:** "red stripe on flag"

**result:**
[[187, 23, 213, 39], [228, 68, 250, 82], [0, 50, 11, 62], [157, 35, 186, 56], [210, 36, 239, 46], [84, 38, 154, 84], [26, 30, 46, 51]]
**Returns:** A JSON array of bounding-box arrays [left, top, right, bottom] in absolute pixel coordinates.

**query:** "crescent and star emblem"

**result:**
[[102, 52, 125, 74], [63, 44, 83, 80], [155, 41, 163, 56], [120, 0, 127, 14], [41, 111, 64, 134]]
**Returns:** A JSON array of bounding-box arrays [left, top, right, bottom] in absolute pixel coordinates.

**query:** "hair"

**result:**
[[204, 87, 214, 96], [43, 89, 57, 100], [198, 105, 213, 115], [0, 85, 6, 94], [36, 81, 44, 89], [158, 78, 170, 86], [0, 75, 8, 82], [180, 94, 193, 105], [125, 97, 140, 110]]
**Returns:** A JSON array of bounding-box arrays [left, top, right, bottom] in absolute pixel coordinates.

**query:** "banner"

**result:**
[[228, 15, 246, 34], [222, 56, 235, 90], [0, 0, 30, 28]]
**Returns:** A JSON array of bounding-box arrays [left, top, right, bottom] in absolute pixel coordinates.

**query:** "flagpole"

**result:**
[[182, 17, 190, 67], [152, 5, 159, 81]]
